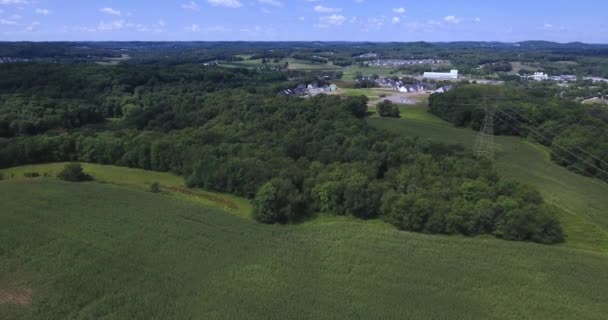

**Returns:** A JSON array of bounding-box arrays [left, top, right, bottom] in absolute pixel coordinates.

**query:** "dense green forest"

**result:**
[[0, 62, 564, 243], [429, 85, 608, 182]]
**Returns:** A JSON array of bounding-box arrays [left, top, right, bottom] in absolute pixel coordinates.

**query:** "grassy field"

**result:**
[[1, 179, 607, 319], [218, 58, 343, 71], [342, 65, 419, 80], [369, 105, 608, 253], [0, 163, 252, 219], [95, 54, 131, 66]]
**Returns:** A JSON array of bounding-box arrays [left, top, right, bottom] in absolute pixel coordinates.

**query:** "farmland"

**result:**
[[1, 178, 608, 319]]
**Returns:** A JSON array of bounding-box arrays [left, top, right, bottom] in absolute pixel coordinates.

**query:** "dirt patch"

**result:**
[[169, 187, 239, 211], [381, 94, 418, 105], [0, 288, 32, 306]]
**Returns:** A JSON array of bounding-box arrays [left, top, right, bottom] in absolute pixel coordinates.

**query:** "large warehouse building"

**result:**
[[423, 69, 459, 80]]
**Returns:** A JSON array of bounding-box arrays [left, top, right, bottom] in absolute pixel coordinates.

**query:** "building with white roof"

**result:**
[[423, 70, 459, 80]]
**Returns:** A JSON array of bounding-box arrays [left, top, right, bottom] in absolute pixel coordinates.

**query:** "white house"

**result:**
[[530, 72, 549, 81], [423, 69, 458, 80], [398, 86, 408, 93]]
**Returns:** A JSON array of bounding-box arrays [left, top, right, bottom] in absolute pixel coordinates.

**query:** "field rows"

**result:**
[[1, 180, 607, 319]]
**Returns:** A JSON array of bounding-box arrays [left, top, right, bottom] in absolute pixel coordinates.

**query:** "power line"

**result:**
[[501, 105, 608, 168], [432, 96, 608, 172], [473, 96, 495, 160], [494, 108, 608, 178]]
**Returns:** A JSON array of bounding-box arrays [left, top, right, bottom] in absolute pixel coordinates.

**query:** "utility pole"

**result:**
[[474, 97, 495, 160]]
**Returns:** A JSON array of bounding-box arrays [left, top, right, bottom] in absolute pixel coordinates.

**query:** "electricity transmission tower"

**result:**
[[474, 98, 495, 160]]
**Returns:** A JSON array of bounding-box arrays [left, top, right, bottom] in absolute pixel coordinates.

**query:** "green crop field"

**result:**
[[1, 179, 607, 319], [369, 105, 608, 254]]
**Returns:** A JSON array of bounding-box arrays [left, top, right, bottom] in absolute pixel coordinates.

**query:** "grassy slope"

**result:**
[[0, 163, 252, 219], [369, 106, 608, 253], [1, 179, 607, 320]]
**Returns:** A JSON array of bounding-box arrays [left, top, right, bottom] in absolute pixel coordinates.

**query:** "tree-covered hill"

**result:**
[[0, 63, 563, 243]]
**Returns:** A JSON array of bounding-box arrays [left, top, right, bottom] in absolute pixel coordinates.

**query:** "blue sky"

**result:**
[[1, 0, 607, 42]]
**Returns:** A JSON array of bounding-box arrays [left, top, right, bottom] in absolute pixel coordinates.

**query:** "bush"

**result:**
[[377, 100, 400, 118], [0, 172, 4, 180], [57, 163, 93, 182], [150, 182, 161, 193], [23, 172, 41, 178]]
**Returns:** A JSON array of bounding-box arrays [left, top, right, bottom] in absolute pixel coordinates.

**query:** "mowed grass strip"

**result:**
[[368, 108, 608, 254], [0, 163, 252, 219], [0, 179, 607, 319]]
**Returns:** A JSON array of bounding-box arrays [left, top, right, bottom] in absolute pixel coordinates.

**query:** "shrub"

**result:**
[[150, 182, 161, 193], [57, 163, 93, 182], [0, 172, 4, 180], [377, 100, 400, 118], [23, 172, 41, 178]]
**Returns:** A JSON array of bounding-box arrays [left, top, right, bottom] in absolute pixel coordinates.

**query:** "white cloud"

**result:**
[[314, 5, 341, 13], [206, 25, 231, 32], [35, 8, 50, 15], [24, 21, 39, 32], [181, 1, 200, 11], [444, 15, 461, 24], [317, 14, 345, 27], [392, 16, 400, 24], [298, 16, 305, 21], [8, 14, 22, 19], [97, 19, 125, 31], [474, 17, 481, 22], [261, 8, 271, 14], [0, 18, 17, 25], [100, 7, 121, 16], [187, 24, 232, 33], [189, 24, 201, 32], [0, 0, 29, 4], [258, 0, 282, 7], [542, 23, 566, 31], [207, 0, 242, 8], [392, 7, 405, 14], [158, 19, 166, 27]]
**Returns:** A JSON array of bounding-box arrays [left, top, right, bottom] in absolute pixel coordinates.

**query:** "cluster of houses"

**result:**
[[0, 57, 31, 64], [527, 72, 578, 82], [278, 83, 338, 97], [368, 59, 448, 68], [356, 53, 379, 59], [373, 77, 453, 94]]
